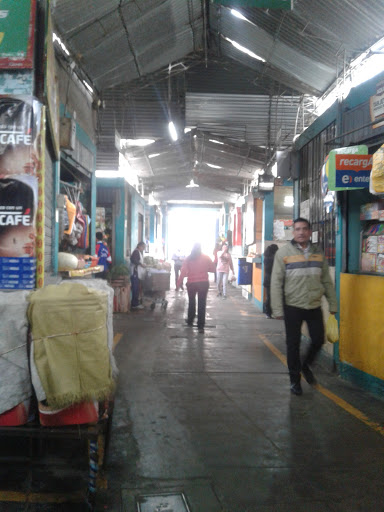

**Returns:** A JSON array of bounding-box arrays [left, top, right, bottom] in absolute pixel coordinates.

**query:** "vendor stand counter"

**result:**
[[143, 269, 170, 310], [60, 265, 104, 278], [0, 398, 114, 511]]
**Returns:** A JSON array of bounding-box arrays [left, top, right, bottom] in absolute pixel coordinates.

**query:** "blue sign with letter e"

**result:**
[[335, 170, 370, 188]]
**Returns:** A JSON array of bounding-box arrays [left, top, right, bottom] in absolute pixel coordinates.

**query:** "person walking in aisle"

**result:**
[[263, 244, 279, 318], [130, 241, 147, 310], [271, 218, 337, 396], [216, 242, 234, 299], [172, 248, 185, 290], [212, 238, 223, 283], [177, 243, 216, 333]]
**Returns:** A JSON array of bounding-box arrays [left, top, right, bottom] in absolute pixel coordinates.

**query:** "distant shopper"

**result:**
[[172, 248, 185, 290], [130, 241, 147, 310], [216, 242, 234, 299], [177, 243, 215, 333], [213, 238, 223, 283], [263, 244, 279, 318], [271, 218, 337, 396], [95, 231, 112, 279]]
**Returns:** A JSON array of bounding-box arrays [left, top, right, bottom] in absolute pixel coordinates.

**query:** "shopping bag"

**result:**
[[326, 314, 339, 343]]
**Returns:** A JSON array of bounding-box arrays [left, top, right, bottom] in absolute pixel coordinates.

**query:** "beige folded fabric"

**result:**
[[28, 283, 115, 409]]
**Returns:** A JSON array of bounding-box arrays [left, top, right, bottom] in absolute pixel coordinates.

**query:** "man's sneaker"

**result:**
[[302, 366, 316, 385], [290, 382, 303, 396], [132, 304, 144, 310], [198, 327, 204, 334]]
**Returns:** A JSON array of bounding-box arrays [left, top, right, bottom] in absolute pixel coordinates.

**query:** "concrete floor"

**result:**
[[1, 281, 384, 511]]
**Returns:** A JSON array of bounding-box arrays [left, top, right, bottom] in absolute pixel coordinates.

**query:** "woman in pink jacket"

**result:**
[[216, 242, 234, 299], [177, 243, 215, 333]]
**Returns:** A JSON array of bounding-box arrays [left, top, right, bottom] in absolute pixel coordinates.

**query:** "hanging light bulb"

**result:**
[[186, 178, 199, 188]]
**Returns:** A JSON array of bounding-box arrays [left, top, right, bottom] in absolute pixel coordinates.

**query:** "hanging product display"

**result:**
[[0, 96, 43, 290], [370, 144, 384, 195], [360, 202, 384, 274]]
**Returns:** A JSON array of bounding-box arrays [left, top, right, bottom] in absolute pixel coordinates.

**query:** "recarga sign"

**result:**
[[326, 145, 371, 191], [335, 155, 372, 188]]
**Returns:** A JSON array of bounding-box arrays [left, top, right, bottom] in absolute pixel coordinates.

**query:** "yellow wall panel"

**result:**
[[340, 273, 384, 380], [252, 265, 262, 302]]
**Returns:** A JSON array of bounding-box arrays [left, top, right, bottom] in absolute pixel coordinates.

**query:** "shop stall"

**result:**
[[0, 281, 117, 509]]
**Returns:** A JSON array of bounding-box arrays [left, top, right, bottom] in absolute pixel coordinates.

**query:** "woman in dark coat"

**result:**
[[263, 244, 279, 318]]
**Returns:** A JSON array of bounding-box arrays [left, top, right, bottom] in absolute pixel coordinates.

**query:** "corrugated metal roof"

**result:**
[[53, 0, 204, 90], [185, 58, 300, 95], [212, 0, 384, 95], [186, 92, 301, 148], [211, 4, 334, 95], [52, 0, 384, 202]]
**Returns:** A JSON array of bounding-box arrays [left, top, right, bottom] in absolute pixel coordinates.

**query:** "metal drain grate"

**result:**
[[136, 493, 190, 512]]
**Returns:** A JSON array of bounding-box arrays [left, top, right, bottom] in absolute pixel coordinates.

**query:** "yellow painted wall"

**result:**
[[252, 265, 262, 301], [340, 273, 384, 380]]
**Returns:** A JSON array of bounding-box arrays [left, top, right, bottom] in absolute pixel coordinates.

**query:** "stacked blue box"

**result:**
[[237, 258, 253, 285], [0, 257, 36, 290]]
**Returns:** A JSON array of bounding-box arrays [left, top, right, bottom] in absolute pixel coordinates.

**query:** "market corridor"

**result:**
[[103, 282, 384, 512]]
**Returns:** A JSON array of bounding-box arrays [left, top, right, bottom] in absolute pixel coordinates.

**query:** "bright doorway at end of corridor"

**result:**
[[167, 207, 219, 262]]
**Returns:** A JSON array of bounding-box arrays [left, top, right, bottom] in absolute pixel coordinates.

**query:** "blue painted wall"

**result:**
[[127, 183, 146, 252], [96, 177, 126, 265], [149, 206, 156, 243], [263, 191, 274, 241]]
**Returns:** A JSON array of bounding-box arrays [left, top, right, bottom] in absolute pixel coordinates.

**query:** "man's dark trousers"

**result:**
[[283, 305, 324, 384], [186, 281, 209, 328]]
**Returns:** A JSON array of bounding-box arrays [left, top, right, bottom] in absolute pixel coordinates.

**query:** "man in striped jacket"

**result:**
[[271, 218, 337, 396]]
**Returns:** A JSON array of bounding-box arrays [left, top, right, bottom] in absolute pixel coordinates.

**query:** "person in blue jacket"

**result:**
[[95, 231, 111, 278]]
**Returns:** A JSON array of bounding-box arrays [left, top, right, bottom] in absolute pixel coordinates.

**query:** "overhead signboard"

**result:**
[[325, 145, 371, 191], [213, 0, 292, 9], [370, 79, 384, 129], [0, 0, 36, 69], [335, 155, 372, 189]]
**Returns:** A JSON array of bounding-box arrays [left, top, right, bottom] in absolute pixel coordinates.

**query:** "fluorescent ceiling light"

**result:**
[[148, 153, 161, 159], [231, 9, 248, 22], [271, 162, 278, 177], [206, 163, 222, 169], [371, 37, 384, 52], [184, 128, 192, 133], [284, 196, 294, 207], [83, 80, 93, 93], [148, 192, 157, 205], [224, 36, 266, 63], [259, 182, 274, 190], [168, 121, 178, 141], [96, 170, 125, 178], [121, 139, 155, 147], [186, 179, 199, 188], [53, 33, 70, 55], [209, 139, 225, 145]]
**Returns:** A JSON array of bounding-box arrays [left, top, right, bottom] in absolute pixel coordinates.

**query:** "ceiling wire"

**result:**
[[118, 0, 141, 77]]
